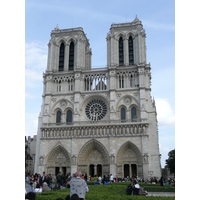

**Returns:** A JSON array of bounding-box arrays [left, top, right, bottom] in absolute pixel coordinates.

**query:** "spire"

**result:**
[[54, 24, 59, 30], [133, 15, 142, 24]]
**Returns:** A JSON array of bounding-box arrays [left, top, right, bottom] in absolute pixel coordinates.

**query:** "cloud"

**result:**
[[155, 98, 175, 127], [25, 42, 47, 88], [159, 144, 170, 168], [25, 112, 39, 137], [25, 41, 47, 70]]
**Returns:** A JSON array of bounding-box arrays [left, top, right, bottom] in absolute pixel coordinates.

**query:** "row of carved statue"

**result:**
[[41, 124, 148, 138]]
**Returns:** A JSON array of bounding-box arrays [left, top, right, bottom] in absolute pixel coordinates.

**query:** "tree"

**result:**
[[165, 149, 175, 174]]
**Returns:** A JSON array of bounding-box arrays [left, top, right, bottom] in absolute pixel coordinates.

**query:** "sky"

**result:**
[[25, 0, 175, 169]]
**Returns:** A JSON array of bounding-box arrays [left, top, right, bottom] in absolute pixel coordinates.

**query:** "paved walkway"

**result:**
[[147, 192, 175, 196]]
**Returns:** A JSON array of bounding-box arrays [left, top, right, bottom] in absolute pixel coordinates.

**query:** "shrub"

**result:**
[[35, 182, 175, 200]]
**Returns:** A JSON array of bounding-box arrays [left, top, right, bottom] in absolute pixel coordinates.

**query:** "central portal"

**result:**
[[77, 139, 110, 177], [97, 164, 102, 176], [89, 164, 94, 177], [124, 164, 129, 178]]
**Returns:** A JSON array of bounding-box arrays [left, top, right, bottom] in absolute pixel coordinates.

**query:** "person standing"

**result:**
[[110, 174, 113, 183], [84, 173, 87, 183], [42, 172, 46, 184], [57, 171, 62, 188], [70, 171, 89, 200], [29, 175, 34, 192]]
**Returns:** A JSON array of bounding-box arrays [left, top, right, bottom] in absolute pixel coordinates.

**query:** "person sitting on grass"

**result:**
[[53, 183, 60, 190], [42, 182, 51, 192], [33, 183, 42, 193], [94, 175, 99, 185]]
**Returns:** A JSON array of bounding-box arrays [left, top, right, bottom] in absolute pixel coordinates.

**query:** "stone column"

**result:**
[[129, 164, 131, 178], [124, 38, 128, 66], [64, 44, 69, 71], [94, 165, 97, 176]]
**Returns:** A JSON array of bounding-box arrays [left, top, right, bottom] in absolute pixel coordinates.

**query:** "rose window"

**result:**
[[85, 99, 107, 121]]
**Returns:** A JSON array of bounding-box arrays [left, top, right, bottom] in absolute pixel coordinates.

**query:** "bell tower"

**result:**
[[47, 25, 92, 72], [106, 15, 146, 67]]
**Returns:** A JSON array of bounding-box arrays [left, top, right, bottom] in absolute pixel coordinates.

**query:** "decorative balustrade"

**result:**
[[42, 118, 147, 127], [40, 122, 148, 139]]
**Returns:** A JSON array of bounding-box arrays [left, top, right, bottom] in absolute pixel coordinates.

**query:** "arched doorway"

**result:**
[[77, 139, 110, 177], [97, 164, 102, 176], [116, 141, 142, 178], [124, 164, 129, 178], [46, 144, 71, 176], [89, 164, 94, 177]]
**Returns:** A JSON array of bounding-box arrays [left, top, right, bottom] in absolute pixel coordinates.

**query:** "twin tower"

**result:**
[[35, 16, 161, 180]]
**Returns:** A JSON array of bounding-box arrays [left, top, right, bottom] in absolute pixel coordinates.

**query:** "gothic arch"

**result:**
[[56, 38, 68, 46], [46, 143, 71, 167], [66, 37, 77, 46], [79, 94, 110, 112], [125, 31, 137, 40], [116, 94, 139, 112], [116, 141, 142, 165], [77, 139, 109, 165], [115, 32, 126, 41], [52, 98, 74, 113]]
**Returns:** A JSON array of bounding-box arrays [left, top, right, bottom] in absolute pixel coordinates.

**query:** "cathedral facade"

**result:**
[[34, 16, 161, 180]]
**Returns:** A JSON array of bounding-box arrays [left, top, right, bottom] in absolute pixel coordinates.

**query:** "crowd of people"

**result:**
[[25, 171, 174, 199], [25, 170, 89, 200]]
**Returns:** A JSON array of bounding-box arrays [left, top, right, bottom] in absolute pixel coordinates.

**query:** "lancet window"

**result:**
[[129, 36, 134, 65], [119, 75, 124, 88], [56, 110, 62, 124], [131, 107, 137, 122], [119, 37, 124, 66], [66, 110, 73, 124], [121, 107, 126, 122], [59, 43, 65, 71], [69, 42, 74, 71]]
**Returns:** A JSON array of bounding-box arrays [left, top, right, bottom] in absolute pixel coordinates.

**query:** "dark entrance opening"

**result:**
[[89, 164, 94, 177], [131, 164, 137, 178], [55, 167, 59, 176], [97, 164, 102, 176], [124, 164, 129, 178], [62, 167, 66, 175]]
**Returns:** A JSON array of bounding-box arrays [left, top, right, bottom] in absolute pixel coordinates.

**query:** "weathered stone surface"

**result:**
[[35, 17, 161, 180]]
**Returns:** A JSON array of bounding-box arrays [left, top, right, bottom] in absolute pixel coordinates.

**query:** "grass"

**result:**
[[35, 182, 175, 200]]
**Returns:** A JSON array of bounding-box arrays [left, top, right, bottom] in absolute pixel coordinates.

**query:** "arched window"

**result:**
[[57, 80, 61, 92], [121, 107, 126, 122], [69, 42, 74, 71], [129, 36, 134, 65], [119, 37, 124, 66], [59, 43, 65, 71], [131, 107, 137, 122], [56, 110, 61, 124], [66, 110, 72, 124]]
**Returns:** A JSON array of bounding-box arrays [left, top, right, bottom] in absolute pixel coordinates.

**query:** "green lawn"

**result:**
[[35, 182, 175, 200]]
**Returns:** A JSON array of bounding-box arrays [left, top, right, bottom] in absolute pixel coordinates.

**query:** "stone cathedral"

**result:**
[[34, 16, 161, 180]]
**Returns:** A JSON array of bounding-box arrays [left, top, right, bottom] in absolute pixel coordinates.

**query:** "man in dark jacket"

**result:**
[[57, 172, 62, 188]]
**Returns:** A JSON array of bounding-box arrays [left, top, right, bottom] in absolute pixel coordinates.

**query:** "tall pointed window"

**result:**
[[131, 107, 137, 122], [59, 43, 65, 71], [69, 42, 74, 71], [66, 110, 73, 124], [119, 37, 124, 66], [121, 107, 126, 122], [129, 36, 134, 65], [56, 110, 61, 124]]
